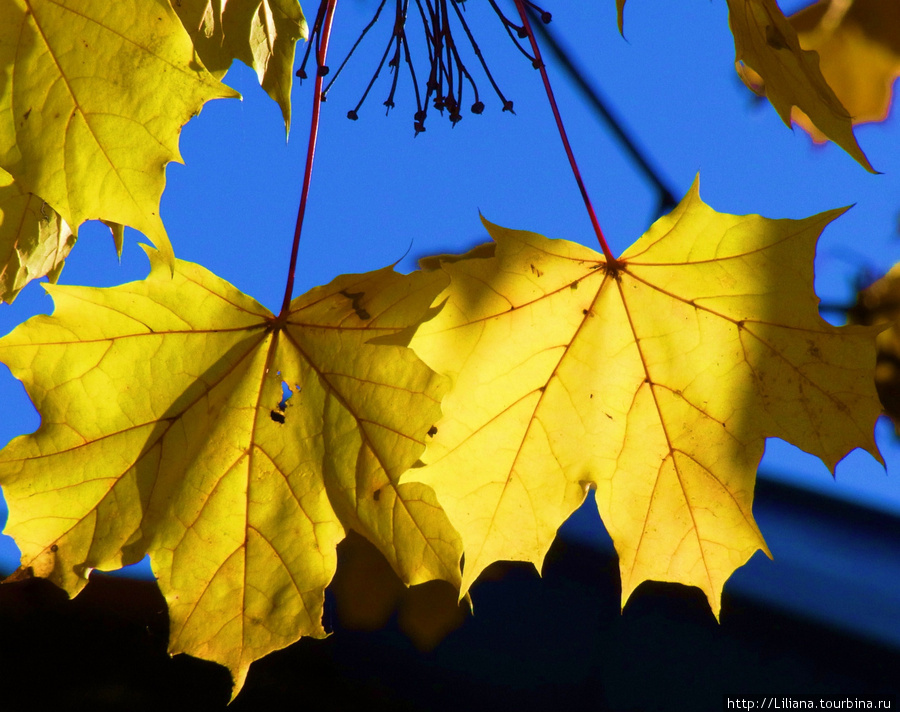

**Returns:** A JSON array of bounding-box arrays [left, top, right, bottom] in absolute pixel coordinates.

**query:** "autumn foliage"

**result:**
[[0, 0, 896, 699]]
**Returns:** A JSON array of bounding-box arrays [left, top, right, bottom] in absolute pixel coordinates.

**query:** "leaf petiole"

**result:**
[[280, 0, 339, 319], [513, 1, 617, 265]]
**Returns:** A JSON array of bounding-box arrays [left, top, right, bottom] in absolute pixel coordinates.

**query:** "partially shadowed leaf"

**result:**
[[406, 180, 882, 615], [0, 252, 460, 696]]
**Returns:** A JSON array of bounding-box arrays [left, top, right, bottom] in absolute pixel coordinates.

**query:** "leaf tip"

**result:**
[[616, 0, 627, 37], [138, 242, 175, 279]]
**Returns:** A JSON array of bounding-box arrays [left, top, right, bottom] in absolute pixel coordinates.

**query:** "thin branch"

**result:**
[[347, 24, 397, 119], [322, 0, 388, 97], [488, 0, 537, 62], [453, 7, 510, 111]]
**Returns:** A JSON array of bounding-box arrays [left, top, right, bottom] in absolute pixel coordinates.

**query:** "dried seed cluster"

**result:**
[[297, 0, 552, 133]]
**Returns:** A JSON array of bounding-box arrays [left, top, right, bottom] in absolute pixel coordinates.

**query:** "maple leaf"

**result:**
[[724, 0, 874, 171], [330, 530, 469, 651], [0, 0, 240, 265], [788, 0, 900, 142], [0, 168, 74, 303], [850, 263, 900, 433], [0, 251, 461, 695], [404, 179, 883, 614], [616, 0, 874, 170], [172, 0, 307, 133]]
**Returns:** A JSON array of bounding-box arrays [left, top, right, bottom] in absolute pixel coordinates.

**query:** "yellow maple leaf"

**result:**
[[0, 0, 240, 265], [0, 251, 461, 695], [404, 179, 883, 615], [172, 0, 307, 133], [0, 168, 75, 303], [789, 0, 900, 142], [725, 0, 874, 171]]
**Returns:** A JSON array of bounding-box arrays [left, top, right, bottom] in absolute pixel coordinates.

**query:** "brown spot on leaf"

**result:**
[[766, 24, 789, 50], [340, 290, 371, 320]]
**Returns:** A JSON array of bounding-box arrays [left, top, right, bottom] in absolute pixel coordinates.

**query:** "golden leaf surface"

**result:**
[[0, 251, 460, 695], [405, 180, 882, 614], [789, 0, 900, 142], [725, 0, 874, 171], [172, 0, 307, 133], [0, 167, 74, 303], [0, 0, 240, 264]]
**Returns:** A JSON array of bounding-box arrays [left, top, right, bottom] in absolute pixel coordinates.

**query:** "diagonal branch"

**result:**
[[526, 8, 678, 218]]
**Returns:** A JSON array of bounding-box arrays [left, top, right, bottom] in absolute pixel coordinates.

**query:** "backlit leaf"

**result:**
[[0, 251, 460, 695], [0, 0, 240, 265], [789, 0, 900, 142], [405, 179, 882, 614], [850, 262, 900, 434], [172, 0, 307, 132], [725, 0, 874, 171], [0, 167, 74, 303]]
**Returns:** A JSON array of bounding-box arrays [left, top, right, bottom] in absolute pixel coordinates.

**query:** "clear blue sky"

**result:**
[[1, 0, 899, 620]]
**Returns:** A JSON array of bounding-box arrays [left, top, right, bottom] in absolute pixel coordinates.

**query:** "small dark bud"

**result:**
[[426, 79, 439, 91], [347, 110, 359, 120], [383, 99, 395, 109], [414, 121, 426, 134], [541, 11, 552, 23], [450, 112, 462, 124], [414, 110, 427, 121], [471, 101, 484, 114], [532, 58, 542, 69], [317, 65, 329, 76], [296, 68, 307, 79], [503, 100, 514, 112], [389, 57, 399, 67], [516, 26, 528, 38]]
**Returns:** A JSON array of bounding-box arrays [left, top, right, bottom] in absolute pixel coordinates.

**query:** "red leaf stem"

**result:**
[[280, 0, 339, 318], [513, 1, 617, 264]]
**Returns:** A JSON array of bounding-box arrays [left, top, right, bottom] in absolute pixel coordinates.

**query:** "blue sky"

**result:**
[[2, 0, 899, 600]]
